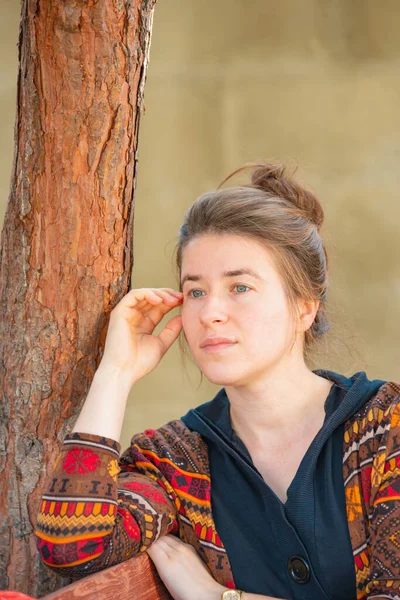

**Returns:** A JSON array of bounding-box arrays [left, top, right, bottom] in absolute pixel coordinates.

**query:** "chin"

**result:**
[[200, 365, 246, 387]]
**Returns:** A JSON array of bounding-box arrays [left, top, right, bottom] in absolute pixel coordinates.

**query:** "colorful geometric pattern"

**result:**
[[35, 422, 232, 584], [343, 381, 400, 599], [35, 381, 400, 597]]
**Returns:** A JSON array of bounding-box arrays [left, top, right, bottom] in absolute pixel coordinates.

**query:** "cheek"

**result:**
[[243, 301, 293, 340], [181, 306, 196, 339], [181, 305, 189, 328]]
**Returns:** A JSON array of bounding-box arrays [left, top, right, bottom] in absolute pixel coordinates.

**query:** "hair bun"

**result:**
[[250, 162, 324, 230]]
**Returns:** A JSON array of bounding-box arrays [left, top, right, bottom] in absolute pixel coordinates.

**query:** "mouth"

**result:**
[[201, 342, 237, 353]]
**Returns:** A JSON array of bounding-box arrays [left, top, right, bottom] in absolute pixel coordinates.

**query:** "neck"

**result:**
[[225, 356, 332, 445]]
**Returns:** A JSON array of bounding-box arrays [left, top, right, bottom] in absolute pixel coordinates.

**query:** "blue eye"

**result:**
[[188, 289, 205, 298], [187, 285, 250, 298], [234, 285, 250, 293]]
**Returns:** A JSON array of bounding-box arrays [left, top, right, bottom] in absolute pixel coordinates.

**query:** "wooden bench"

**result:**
[[0, 553, 172, 600]]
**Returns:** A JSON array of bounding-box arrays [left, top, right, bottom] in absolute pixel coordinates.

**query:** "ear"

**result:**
[[296, 298, 319, 333]]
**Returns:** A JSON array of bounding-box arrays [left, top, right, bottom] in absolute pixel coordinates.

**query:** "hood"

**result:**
[[181, 369, 385, 446]]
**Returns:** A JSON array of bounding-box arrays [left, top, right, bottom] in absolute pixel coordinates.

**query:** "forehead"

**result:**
[[181, 234, 278, 277]]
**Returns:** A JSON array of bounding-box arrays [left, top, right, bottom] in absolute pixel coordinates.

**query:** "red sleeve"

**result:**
[[367, 397, 400, 599], [35, 431, 178, 578]]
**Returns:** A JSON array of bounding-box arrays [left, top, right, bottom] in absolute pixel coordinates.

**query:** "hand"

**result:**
[[147, 535, 225, 600], [99, 287, 183, 386]]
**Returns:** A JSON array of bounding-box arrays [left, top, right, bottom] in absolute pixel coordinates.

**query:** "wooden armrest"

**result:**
[[43, 553, 172, 600], [0, 553, 173, 600]]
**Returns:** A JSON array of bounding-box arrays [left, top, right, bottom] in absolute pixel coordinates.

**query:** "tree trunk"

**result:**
[[0, 0, 156, 595]]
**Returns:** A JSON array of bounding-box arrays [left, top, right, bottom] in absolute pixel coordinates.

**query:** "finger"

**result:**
[[157, 315, 183, 353], [145, 293, 182, 312], [147, 542, 171, 562], [148, 536, 183, 561], [139, 298, 182, 332], [153, 534, 178, 547], [164, 535, 198, 556], [130, 288, 182, 305], [133, 298, 167, 314], [133, 297, 182, 335], [130, 291, 182, 316], [158, 288, 183, 299], [115, 290, 180, 328], [115, 290, 162, 316], [156, 534, 190, 550], [118, 288, 173, 309], [151, 536, 201, 567], [147, 535, 183, 559], [148, 288, 183, 300]]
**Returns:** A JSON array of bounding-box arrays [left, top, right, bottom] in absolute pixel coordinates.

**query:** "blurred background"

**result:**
[[1, 1, 400, 450]]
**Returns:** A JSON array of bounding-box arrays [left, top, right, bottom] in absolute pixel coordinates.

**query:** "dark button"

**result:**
[[287, 555, 311, 584]]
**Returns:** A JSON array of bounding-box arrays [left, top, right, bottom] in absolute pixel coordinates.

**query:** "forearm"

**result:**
[[35, 431, 124, 572], [72, 362, 134, 442]]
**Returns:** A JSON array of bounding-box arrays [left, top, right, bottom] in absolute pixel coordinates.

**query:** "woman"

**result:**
[[35, 163, 400, 600]]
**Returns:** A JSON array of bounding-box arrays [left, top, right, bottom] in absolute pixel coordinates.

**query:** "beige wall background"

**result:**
[[1, 1, 399, 450]]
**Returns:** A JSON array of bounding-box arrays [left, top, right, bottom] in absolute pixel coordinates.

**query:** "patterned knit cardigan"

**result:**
[[35, 382, 400, 600]]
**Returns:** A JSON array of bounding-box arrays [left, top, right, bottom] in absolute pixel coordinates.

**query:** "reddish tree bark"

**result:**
[[0, 0, 156, 595]]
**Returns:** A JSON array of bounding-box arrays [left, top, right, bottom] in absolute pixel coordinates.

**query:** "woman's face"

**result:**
[[180, 233, 305, 387]]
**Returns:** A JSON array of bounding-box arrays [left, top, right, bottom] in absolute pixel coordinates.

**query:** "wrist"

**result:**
[[96, 360, 137, 387], [218, 586, 245, 600], [205, 582, 226, 600]]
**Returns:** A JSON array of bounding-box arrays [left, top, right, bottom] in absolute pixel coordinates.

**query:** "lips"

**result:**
[[200, 337, 236, 348]]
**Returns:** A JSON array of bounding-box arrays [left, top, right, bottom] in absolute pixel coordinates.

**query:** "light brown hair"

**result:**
[[174, 161, 329, 363]]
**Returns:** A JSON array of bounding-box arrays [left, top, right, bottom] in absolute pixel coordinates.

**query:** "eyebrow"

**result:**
[[180, 268, 264, 288]]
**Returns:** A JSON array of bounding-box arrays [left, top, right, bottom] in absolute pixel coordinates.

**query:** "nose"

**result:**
[[199, 294, 229, 326]]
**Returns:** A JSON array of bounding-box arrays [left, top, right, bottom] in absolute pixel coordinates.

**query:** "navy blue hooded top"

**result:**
[[181, 369, 385, 600]]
